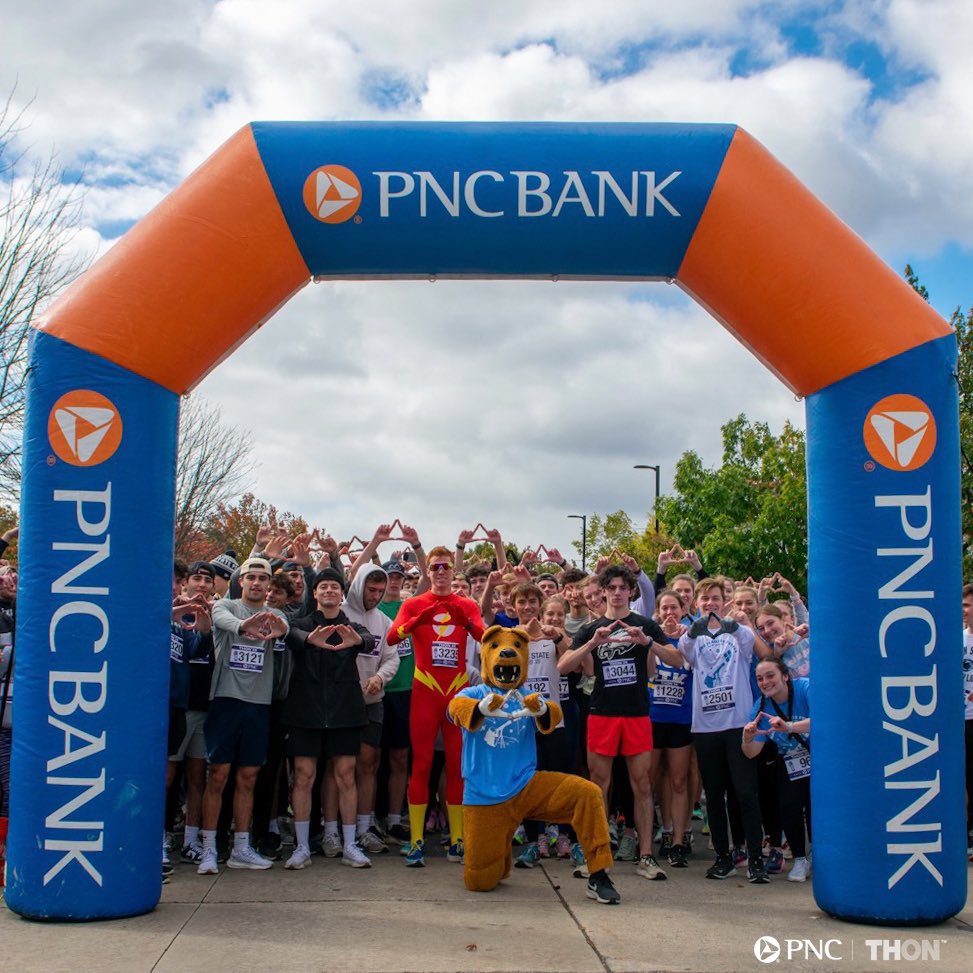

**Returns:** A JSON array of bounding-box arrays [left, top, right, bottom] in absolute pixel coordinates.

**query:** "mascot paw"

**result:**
[[522, 693, 548, 716], [477, 693, 506, 715]]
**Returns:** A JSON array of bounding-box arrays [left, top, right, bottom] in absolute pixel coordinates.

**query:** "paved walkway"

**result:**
[[3, 844, 972, 973]]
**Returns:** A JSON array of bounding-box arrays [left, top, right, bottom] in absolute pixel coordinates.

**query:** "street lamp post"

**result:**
[[633, 464, 661, 534], [567, 514, 587, 570]]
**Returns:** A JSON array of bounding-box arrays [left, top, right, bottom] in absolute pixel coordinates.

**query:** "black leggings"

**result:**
[[693, 729, 762, 858], [775, 758, 811, 857]]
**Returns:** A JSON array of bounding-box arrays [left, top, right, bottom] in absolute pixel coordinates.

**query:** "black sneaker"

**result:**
[[681, 830, 694, 857], [706, 854, 735, 879], [258, 833, 283, 861], [667, 843, 688, 868], [386, 823, 410, 845], [585, 869, 621, 905], [658, 830, 673, 858], [748, 855, 770, 884]]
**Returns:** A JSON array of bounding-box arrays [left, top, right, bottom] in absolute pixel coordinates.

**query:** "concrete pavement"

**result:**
[[3, 842, 972, 973]]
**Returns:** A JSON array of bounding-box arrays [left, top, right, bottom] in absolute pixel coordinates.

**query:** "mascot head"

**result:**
[[480, 624, 530, 690]]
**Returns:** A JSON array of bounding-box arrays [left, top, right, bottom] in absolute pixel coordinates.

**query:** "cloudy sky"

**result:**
[[4, 0, 972, 563]]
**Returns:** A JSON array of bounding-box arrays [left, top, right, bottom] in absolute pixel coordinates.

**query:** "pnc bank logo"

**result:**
[[303, 164, 362, 223], [863, 394, 936, 472], [754, 937, 781, 963], [48, 390, 123, 467]]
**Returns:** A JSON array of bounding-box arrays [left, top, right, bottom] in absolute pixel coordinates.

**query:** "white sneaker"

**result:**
[[197, 848, 219, 875], [787, 857, 810, 882], [227, 845, 273, 870], [285, 846, 312, 870], [341, 843, 372, 868], [323, 832, 343, 858]]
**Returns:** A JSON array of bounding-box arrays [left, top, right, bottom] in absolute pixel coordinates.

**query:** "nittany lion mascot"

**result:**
[[448, 625, 619, 903]]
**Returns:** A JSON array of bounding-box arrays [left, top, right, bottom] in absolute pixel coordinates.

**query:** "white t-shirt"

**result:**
[[678, 617, 755, 732]]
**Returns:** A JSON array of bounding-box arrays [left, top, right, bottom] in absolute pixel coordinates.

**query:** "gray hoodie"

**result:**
[[343, 566, 399, 704]]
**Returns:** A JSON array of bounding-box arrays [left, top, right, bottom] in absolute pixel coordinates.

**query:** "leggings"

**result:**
[[693, 728, 762, 858], [408, 683, 463, 806], [775, 757, 811, 857]]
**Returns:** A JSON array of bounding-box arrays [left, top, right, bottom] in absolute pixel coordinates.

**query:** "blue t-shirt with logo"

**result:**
[[453, 684, 539, 804], [748, 678, 811, 754]]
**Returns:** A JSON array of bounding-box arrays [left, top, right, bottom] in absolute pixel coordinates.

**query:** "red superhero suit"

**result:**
[[387, 592, 485, 854]]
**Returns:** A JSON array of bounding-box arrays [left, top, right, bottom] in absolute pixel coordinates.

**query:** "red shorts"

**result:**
[[587, 714, 653, 757]]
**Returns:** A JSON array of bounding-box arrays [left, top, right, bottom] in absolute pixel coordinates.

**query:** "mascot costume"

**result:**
[[448, 625, 620, 903]]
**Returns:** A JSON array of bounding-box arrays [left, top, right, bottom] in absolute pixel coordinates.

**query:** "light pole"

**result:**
[[634, 464, 661, 534], [567, 514, 587, 570]]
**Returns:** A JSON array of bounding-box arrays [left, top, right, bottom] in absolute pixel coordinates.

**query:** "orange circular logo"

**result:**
[[48, 390, 123, 467], [863, 394, 936, 471], [303, 164, 362, 224]]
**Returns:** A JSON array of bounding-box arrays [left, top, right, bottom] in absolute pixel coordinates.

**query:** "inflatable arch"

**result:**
[[7, 123, 965, 923]]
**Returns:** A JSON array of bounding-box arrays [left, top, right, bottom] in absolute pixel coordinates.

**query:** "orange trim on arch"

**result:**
[[39, 125, 310, 394], [677, 128, 950, 397]]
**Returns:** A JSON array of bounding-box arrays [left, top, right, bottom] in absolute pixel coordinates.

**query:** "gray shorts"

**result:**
[[176, 709, 208, 761]]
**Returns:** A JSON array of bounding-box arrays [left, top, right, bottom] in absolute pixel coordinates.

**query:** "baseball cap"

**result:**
[[188, 561, 215, 579], [239, 557, 273, 577], [382, 560, 406, 576]]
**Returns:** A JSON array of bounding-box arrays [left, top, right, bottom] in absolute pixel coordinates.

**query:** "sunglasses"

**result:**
[[429, 563, 452, 573]]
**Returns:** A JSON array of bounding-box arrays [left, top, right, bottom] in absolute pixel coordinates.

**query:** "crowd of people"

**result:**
[[1, 521, 972, 905]]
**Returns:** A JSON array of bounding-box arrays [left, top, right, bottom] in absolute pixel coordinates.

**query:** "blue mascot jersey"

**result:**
[[453, 685, 540, 805]]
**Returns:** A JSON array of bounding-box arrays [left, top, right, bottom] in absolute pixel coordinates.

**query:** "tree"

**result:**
[[905, 265, 973, 578], [174, 395, 256, 560], [655, 415, 808, 592], [0, 90, 88, 498], [189, 491, 310, 565], [572, 509, 675, 572]]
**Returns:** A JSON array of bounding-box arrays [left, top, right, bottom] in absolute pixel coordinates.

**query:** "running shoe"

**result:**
[[555, 833, 572, 859], [386, 823, 410, 845], [512, 824, 527, 845], [615, 833, 638, 862], [515, 842, 541, 868], [570, 842, 586, 869], [657, 831, 673, 859], [357, 827, 389, 855], [404, 839, 426, 867], [608, 817, 620, 852], [284, 846, 312, 870], [446, 840, 464, 863], [180, 842, 204, 864], [705, 854, 735, 880], [342, 843, 372, 868], [425, 809, 439, 835], [227, 845, 274, 870], [635, 854, 667, 881], [667, 843, 688, 868], [748, 855, 770, 884], [258, 833, 283, 861], [162, 845, 173, 876], [787, 857, 810, 882], [323, 832, 342, 858], [692, 803, 704, 821], [681, 830, 694, 856], [538, 838, 551, 859], [732, 846, 747, 868], [197, 848, 219, 875], [586, 869, 621, 904], [701, 810, 710, 835], [766, 848, 784, 874]]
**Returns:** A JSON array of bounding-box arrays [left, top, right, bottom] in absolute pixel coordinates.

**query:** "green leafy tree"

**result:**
[[572, 510, 674, 573], [655, 415, 808, 592], [905, 265, 973, 578]]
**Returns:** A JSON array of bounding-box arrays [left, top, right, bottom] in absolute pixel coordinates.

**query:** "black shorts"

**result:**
[[204, 697, 271, 767], [382, 691, 411, 749], [287, 725, 361, 760], [167, 706, 187, 761], [652, 720, 693, 750]]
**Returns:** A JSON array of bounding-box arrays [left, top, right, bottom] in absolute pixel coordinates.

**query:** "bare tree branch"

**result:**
[[175, 394, 256, 559]]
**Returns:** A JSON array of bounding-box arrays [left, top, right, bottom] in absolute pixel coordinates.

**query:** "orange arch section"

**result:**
[[40, 126, 310, 394], [677, 128, 950, 397]]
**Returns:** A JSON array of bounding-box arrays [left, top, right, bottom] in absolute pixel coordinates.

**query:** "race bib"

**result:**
[[523, 677, 550, 697], [653, 681, 685, 706], [273, 639, 287, 654], [700, 685, 735, 713], [397, 636, 414, 658], [431, 640, 459, 668], [783, 745, 810, 781], [229, 643, 266, 673], [603, 658, 637, 687], [170, 632, 184, 663], [559, 675, 570, 700]]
